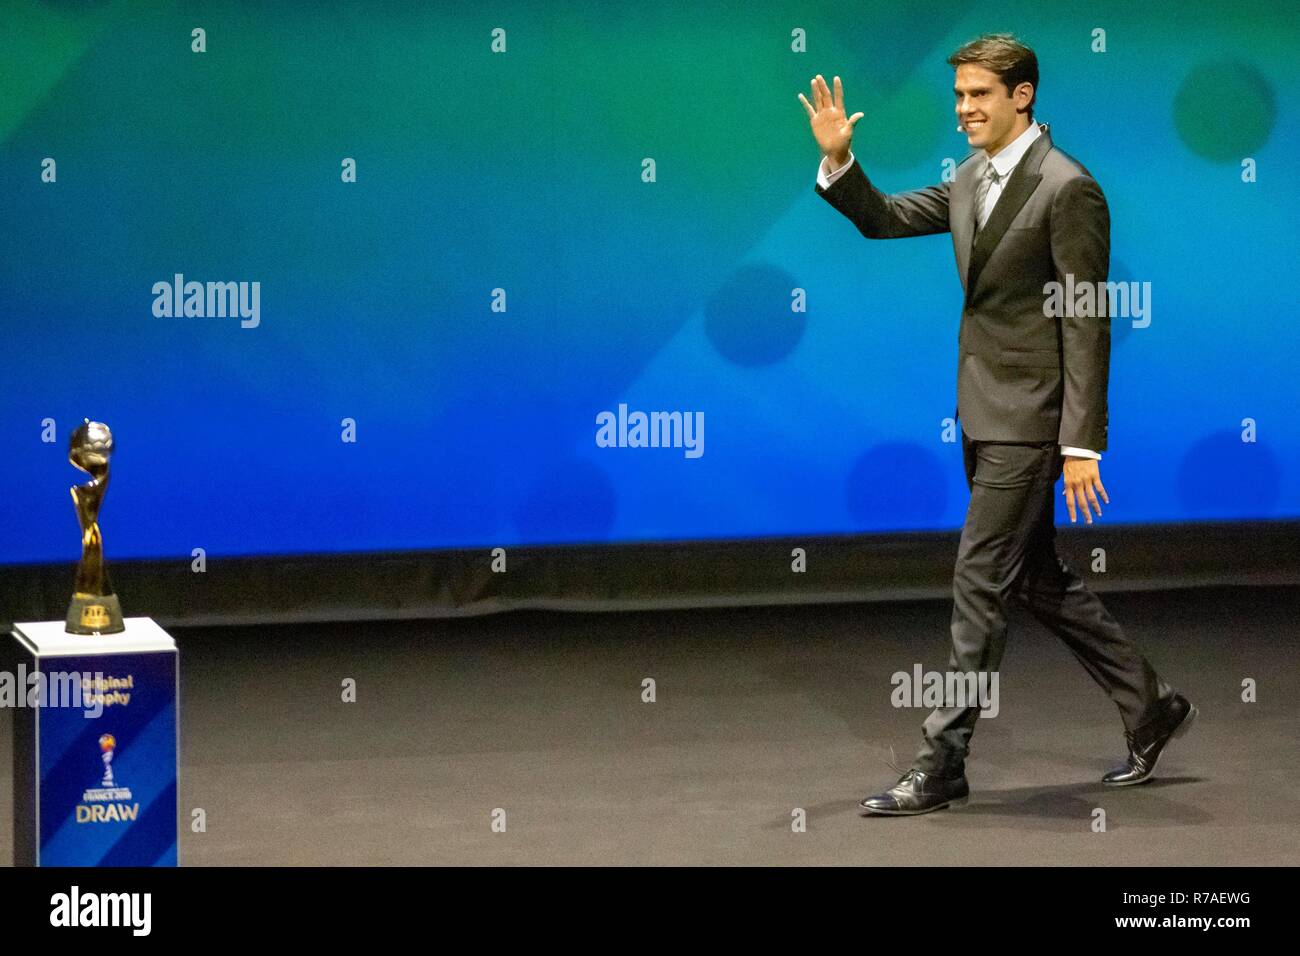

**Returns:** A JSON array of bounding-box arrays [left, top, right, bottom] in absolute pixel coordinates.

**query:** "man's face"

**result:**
[[953, 63, 1029, 154]]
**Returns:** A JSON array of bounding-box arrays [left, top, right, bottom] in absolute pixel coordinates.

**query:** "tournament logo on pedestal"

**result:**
[[77, 733, 139, 824]]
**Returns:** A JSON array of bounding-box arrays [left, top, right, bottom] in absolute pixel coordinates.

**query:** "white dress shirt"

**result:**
[[975, 120, 1041, 227], [816, 124, 1101, 461]]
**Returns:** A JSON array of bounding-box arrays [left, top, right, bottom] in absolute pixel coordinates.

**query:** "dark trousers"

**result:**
[[912, 429, 1174, 777]]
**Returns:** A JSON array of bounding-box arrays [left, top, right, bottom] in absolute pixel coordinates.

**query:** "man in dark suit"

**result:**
[[798, 34, 1196, 815]]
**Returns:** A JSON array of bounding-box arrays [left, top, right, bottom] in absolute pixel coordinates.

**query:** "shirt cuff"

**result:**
[[816, 151, 855, 190], [1060, 446, 1101, 460]]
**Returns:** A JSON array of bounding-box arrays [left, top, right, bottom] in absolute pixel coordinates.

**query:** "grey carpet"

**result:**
[[3, 584, 1297, 865]]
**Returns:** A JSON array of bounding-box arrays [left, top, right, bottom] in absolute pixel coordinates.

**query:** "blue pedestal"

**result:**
[[9, 618, 179, 866]]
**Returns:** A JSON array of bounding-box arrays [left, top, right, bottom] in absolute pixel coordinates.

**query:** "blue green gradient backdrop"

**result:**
[[1, 1, 1294, 562]]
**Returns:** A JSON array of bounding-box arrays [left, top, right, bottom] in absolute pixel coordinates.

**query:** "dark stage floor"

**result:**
[[4, 584, 1298, 866]]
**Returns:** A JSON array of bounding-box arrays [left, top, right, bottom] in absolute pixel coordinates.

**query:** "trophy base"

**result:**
[[65, 592, 125, 635]]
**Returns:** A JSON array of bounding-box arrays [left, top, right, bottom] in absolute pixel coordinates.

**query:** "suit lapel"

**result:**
[[952, 154, 979, 289], [965, 125, 1052, 295]]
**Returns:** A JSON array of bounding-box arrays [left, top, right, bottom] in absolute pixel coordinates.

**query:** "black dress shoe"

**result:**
[[859, 769, 970, 816], [1102, 692, 1198, 786]]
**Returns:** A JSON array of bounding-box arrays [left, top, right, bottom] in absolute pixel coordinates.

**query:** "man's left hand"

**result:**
[[1063, 456, 1109, 524]]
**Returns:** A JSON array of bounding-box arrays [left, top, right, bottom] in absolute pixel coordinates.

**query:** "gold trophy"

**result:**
[[65, 419, 125, 634]]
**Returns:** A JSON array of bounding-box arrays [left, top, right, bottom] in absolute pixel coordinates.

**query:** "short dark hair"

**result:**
[[947, 33, 1038, 118]]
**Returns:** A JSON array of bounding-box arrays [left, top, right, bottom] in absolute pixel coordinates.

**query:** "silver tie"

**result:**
[[973, 161, 1001, 232]]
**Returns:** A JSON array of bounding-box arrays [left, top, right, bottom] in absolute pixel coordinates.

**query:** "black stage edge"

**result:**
[[2, 520, 1298, 629]]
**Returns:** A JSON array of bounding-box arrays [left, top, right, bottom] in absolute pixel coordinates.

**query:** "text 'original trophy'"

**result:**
[[65, 419, 125, 634]]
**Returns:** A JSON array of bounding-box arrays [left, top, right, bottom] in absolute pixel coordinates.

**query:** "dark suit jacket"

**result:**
[[814, 124, 1110, 452]]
